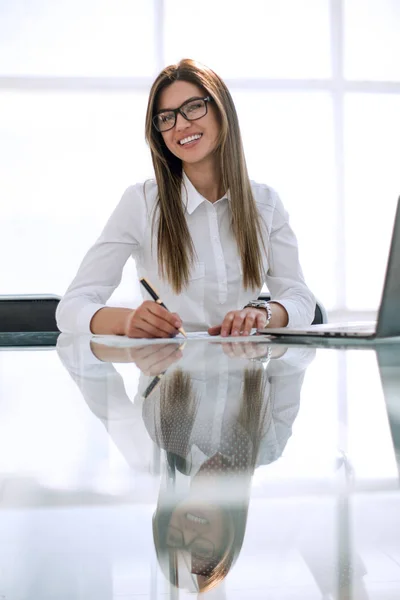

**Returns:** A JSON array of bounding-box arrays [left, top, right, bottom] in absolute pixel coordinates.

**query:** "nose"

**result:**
[[175, 111, 190, 131]]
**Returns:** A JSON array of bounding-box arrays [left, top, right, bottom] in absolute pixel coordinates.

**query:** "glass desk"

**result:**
[[0, 334, 400, 599]]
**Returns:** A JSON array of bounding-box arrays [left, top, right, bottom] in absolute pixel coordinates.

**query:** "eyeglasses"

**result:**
[[166, 525, 215, 559], [153, 96, 211, 132]]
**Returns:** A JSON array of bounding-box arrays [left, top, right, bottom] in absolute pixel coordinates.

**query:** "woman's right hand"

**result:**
[[125, 342, 184, 375], [124, 300, 183, 338]]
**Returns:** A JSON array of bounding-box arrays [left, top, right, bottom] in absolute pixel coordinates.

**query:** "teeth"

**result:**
[[186, 512, 207, 525], [179, 134, 202, 145]]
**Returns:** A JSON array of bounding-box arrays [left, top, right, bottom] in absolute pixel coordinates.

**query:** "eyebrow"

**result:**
[[156, 96, 203, 113]]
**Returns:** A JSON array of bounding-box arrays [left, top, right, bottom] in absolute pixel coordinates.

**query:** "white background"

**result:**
[[1, 0, 400, 316]]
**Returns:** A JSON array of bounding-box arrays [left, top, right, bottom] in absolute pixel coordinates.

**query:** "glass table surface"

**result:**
[[0, 334, 400, 599]]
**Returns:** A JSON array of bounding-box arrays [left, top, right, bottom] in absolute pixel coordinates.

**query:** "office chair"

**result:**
[[0, 294, 61, 332], [257, 293, 327, 325]]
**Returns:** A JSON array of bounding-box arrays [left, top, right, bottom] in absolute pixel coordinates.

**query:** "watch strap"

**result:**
[[244, 301, 272, 326]]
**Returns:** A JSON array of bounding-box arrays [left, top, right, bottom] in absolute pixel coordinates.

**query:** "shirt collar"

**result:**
[[181, 171, 230, 215]]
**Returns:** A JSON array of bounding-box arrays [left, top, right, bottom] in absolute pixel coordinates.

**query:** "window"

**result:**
[[1, 0, 399, 312]]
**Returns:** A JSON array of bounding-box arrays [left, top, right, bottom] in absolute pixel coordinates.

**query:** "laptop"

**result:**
[[258, 196, 400, 341]]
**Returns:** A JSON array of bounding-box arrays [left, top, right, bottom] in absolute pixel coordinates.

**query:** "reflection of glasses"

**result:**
[[153, 97, 211, 132], [166, 525, 215, 559]]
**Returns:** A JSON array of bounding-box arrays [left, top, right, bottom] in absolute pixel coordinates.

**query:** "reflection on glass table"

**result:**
[[1, 335, 400, 599]]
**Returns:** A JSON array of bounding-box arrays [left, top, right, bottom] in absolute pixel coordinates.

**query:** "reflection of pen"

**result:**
[[143, 372, 165, 399], [140, 277, 187, 338], [142, 341, 186, 400]]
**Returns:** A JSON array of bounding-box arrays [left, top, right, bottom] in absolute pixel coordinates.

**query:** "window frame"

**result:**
[[1, 0, 400, 312]]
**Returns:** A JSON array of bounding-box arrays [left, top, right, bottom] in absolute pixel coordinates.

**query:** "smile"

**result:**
[[185, 512, 208, 525], [179, 134, 202, 146]]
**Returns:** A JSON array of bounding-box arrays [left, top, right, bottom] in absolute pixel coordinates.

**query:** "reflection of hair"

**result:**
[[151, 364, 271, 593], [144, 58, 266, 294], [152, 369, 199, 473]]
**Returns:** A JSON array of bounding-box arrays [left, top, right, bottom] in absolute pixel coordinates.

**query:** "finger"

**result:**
[[126, 322, 166, 338], [208, 325, 221, 336], [140, 344, 183, 375], [255, 310, 268, 330], [130, 302, 180, 337], [243, 342, 266, 358], [220, 313, 235, 337], [170, 312, 183, 327], [142, 313, 179, 337], [134, 308, 180, 338], [220, 342, 236, 357], [230, 311, 247, 337], [127, 320, 173, 338], [146, 302, 182, 329], [128, 343, 171, 361], [148, 348, 183, 375], [241, 312, 257, 336], [251, 343, 272, 359], [231, 341, 248, 357]]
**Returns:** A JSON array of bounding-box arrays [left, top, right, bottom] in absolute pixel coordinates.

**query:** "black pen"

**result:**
[[139, 277, 187, 338]]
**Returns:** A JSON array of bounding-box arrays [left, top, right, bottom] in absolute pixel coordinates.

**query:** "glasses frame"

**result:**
[[166, 524, 216, 559], [152, 96, 211, 132]]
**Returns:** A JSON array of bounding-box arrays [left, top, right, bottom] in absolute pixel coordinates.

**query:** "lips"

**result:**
[[177, 133, 203, 146]]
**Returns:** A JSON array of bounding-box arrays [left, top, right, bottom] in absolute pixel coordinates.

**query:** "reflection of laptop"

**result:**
[[376, 345, 400, 466], [258, 197, 400, 341]]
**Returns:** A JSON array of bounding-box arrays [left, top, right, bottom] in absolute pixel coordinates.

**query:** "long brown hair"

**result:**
[[149, 363, 271, 593], [145, 58, 266, 294]]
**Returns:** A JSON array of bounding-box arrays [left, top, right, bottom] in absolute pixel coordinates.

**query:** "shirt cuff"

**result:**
[[56, 333, 106, 368], [76, 303, 107, 334], [272, 298, 308, 328]]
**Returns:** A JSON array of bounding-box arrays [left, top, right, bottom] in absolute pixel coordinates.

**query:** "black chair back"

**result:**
[[0, 296, 60, 332]]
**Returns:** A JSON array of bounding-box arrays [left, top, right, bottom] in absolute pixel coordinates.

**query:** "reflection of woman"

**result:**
[[141, 343, 313, 594], [56, 58, 315, 338], [148, 367, 267, 593], [56, 335, 314, 595]]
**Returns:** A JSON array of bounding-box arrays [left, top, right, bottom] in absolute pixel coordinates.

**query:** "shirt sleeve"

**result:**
[[56, 185, 146, 333], [56, 335, 156, 475], [264, 189, 316, 327]]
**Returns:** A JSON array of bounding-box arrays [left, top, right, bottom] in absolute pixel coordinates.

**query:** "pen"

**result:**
[[139, 276, 187, 338]]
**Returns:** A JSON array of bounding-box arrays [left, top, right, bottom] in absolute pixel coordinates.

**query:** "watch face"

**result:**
[[248, 301, 267, 308]]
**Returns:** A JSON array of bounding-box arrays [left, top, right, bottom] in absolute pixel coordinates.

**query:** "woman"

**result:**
[[56, 59, 315, 338]]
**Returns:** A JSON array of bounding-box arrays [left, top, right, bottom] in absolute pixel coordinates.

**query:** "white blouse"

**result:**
[[56, 173, 315, 333]]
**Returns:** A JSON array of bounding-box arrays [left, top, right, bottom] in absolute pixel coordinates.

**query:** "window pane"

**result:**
[[0, 91, 152, 303], [164, 0, 331, 79], [232, 91, 336, 309], [344, 94, 400, 310], [0, 0, 155, 76], [345, 0, 400, 81]]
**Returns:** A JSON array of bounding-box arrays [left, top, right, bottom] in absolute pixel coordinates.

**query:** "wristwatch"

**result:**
[[250, 346, 273, 363], [244, 300, 272, 327]]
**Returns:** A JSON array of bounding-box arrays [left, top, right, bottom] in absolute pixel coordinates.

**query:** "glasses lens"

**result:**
[[154, 111, 175, 132], [191, 539, 214, 559], [166, 526, 184, 548], [181, 99, 206, 121]]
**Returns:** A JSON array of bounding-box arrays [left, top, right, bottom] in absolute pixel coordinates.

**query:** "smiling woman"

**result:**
[[56, 58, 315, 338]]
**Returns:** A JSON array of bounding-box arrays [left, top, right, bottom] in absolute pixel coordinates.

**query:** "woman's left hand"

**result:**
[[208, 308, 268, 337]]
